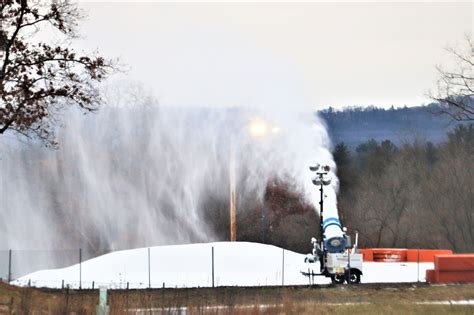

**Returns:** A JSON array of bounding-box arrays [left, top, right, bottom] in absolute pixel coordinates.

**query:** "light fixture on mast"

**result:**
[[309, 163, 332, 250]]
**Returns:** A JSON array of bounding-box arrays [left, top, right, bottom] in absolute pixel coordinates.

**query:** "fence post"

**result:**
[[212, 246, 215, 288], [261, 205, 265, 244], [417, 249, 420, 282], [79, 248, 82, 290], [148, 248, 151, 289], [347, 250, 351, 285], [8, 249, 11, 283], [282, 248, 285, 286]]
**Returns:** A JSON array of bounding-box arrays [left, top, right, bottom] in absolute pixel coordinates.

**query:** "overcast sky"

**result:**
[[76, 1, 472, 110]]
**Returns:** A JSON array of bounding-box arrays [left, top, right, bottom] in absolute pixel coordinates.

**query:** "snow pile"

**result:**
[[13, 242, 433, 289]]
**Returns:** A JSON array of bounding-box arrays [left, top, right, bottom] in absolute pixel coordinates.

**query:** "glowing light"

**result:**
[[247, 118, 269, 138]]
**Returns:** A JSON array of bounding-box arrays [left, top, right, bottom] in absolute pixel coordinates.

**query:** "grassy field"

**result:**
[[1, 282, 474, 314]]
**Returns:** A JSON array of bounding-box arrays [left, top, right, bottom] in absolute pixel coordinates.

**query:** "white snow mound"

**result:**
[[13, 242, 433, 289]]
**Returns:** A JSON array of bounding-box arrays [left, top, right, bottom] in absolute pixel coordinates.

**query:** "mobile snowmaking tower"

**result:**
[[302, 164, 363, 284]]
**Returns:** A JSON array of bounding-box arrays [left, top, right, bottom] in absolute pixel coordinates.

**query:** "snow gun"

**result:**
[[302, 164, 363, 284]]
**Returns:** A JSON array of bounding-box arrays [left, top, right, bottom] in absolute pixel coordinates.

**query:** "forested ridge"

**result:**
[[319, 104, 465, 149]]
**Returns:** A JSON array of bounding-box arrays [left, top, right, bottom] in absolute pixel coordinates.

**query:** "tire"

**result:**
[[347, 269, 361, 284], [331, 274, 345, 284]]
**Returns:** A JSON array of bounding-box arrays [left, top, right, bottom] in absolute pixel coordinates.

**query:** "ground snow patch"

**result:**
[[13, 242, 432, 289]]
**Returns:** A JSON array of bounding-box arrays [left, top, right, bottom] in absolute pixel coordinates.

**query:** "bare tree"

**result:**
[[431, 35, 474, 121], [0, 0, 115, 146], [421, 128, 474, 252]]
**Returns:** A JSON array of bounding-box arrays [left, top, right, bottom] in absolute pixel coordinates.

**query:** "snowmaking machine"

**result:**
[[302, 164, 363, 284]]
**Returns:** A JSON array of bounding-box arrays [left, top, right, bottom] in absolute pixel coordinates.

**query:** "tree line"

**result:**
[[335, 123, 474, 252]]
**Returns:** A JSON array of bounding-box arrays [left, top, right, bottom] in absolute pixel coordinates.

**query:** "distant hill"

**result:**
[[318, 104, 465, 149]]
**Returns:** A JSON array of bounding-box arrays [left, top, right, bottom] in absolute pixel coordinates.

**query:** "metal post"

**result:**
[[282, 249, 285, 286], [347, 250, 351, 285], [79, 248, 82, 290], [212, 246, 215, 288], [8, 249, 11, 283], [148, 248, 151, 289], [319, 184, 324, 240], [229, 144, 237, 241], [97, 286, 109, 315], [319, 182, 325, 273], [261, 204, 265, 244], [417, 249, 420, 282]]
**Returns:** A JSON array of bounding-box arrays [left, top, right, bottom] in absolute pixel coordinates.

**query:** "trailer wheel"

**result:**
[[348, 269, 361, 284], [330, 274, 345, 284]]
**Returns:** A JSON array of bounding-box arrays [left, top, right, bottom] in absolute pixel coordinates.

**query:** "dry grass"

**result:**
[[1, 282, 473, 314]]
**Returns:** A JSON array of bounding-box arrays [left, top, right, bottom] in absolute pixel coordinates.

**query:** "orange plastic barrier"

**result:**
[[359, 249, 373, 262], [360, 248, 453, 263], [426, 254, 474, 283], [425, 269, 436, 283], [406, 249, 453, 263], [372, 249, 406, 262], [435, 254, 474, 272], [359, 249, 406, 262], [436, 271, 474, 283]]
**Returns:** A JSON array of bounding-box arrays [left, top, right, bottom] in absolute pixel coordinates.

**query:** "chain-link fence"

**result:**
[[0, 246, 293, 289], [1, 246, 430, 289], [0, 248, 96, 285]]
